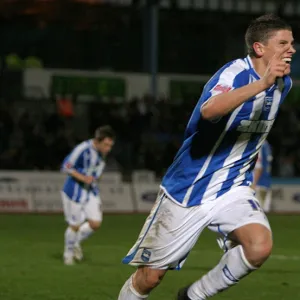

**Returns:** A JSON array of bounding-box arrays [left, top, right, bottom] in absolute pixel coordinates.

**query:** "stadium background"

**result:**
[[1, 1, 300, 299]]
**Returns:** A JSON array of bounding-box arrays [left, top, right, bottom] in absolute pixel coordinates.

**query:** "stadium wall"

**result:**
[[0, 171, 299, 214], [24, 69, 300, 101]]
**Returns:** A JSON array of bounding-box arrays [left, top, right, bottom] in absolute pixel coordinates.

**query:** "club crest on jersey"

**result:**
[[237, 119, 274, 133], [263, 96, 272, 112]]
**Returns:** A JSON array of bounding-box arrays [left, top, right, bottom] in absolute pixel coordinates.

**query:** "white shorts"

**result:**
[[123, 186, 270, 270], [61, 192, 103, 226]]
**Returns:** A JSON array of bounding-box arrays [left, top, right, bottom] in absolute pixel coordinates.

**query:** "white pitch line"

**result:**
[[271, 254, 300, 261]]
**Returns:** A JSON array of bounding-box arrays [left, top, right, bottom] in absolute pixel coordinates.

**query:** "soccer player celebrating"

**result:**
[[61, 125, 115, 265], [118, 14, 295, 299]]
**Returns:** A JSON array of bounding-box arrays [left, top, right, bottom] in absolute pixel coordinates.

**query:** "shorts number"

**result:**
[[247, 199, 261, 211]]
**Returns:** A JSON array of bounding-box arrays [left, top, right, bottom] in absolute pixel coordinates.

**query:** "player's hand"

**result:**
[[261, 45, 290, 88], [84, 176, 94, 185]]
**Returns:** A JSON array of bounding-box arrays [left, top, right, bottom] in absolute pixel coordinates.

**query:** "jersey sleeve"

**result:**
[[200, 60, 249, 107], [61, 145, 85, 174]]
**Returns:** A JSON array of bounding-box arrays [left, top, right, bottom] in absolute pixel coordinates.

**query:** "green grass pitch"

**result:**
[[0, 214, 299, 299]]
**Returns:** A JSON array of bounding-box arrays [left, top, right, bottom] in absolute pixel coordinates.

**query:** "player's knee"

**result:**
[[243, 233, 273, 267], [232, 224, 272, 267], [88, 220, 101, 230], [136, 267, 166, 291]]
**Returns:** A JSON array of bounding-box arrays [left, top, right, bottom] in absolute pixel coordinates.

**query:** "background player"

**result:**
[[61, 125, 115, 265], [253, 140, 273, 212], [118, 14, 295, 300]]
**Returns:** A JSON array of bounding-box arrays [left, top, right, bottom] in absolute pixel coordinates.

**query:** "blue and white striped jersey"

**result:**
[[61, 139, 105, 203], [255, 141, 273, 189], [161, 56, 292, 207]]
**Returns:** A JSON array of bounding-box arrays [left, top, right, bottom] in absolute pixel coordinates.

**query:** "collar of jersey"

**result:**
[[245, 55, 277, 92], [245, 55, 261, 80]]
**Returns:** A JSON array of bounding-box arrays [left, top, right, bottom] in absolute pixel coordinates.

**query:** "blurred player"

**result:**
[[61, 125, 115, 265], [253, 140, 273, 212], [118, 14, 295, 299]]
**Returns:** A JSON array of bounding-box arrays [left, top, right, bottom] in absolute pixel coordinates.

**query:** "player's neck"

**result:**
[[92, 139, 99, 152], [92, 139, 104, 156], [250, 56, 268, 78]]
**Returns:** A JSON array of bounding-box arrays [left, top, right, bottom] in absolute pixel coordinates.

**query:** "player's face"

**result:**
[[96, 137, 114, 155], [262, 29, 296, 74]]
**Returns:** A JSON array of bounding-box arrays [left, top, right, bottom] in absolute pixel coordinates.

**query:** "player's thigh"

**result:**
[[209, 186, 271, 241], [61, 192, 85, 226], [123, 190, 213, 270], [84, 193, 102, 222]]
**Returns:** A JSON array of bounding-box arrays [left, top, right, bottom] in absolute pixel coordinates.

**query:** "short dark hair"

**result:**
[[94, 125, 116, 141], [245, 14, 292, 57]]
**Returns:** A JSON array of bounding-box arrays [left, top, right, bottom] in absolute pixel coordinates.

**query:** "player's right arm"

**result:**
[[61, 146, 94, 185], [201, 45, 290, 120], [67, 170, 94, 185]]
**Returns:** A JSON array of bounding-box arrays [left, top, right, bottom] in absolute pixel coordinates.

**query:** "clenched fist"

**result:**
[[262, 45, 291, 87]]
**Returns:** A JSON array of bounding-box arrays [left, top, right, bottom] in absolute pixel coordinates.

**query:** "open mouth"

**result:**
[[283, 57, 292, 64]]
